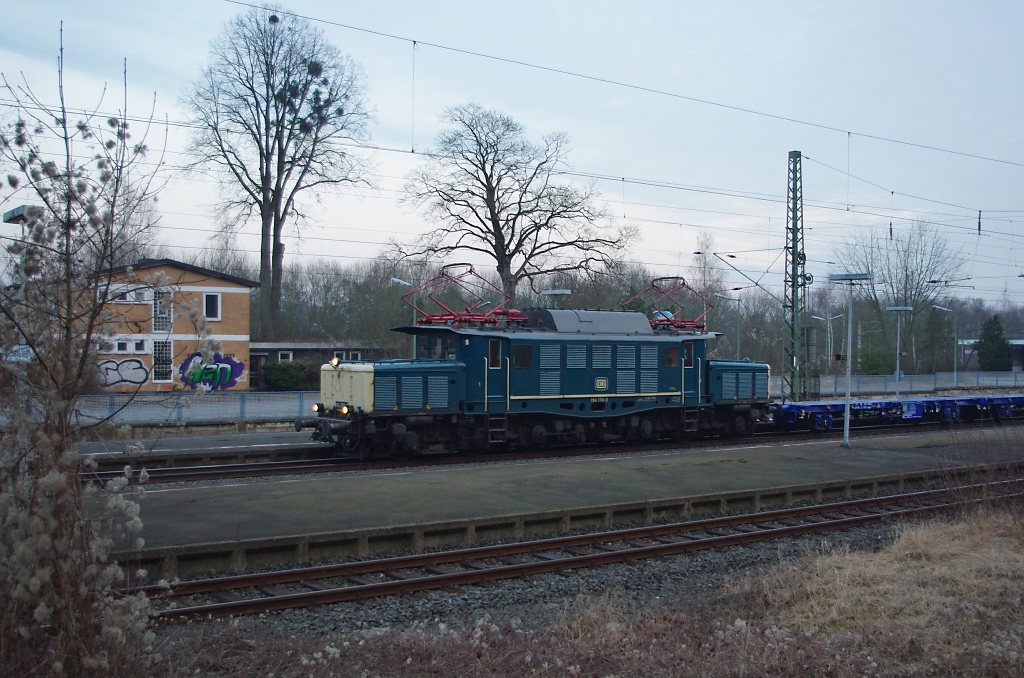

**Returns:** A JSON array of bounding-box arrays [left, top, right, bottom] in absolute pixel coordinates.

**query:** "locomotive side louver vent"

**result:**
[[540, 344, 561, 369], [640, 345, 658, 370], [401, 376, 424, 410], [592, 345, 611, 369], [722, 372, 738, 400], [539, 343, 562, 395], [566, 344, 587, 369], [617, 370, 635, 393], [540, 371, 561, 395], [640, 371, 658, 393], [427, 375, 448, 408], [616, 345, 636, 370], [375, 375, 398, 410], [755, 372, 769, 399], [739, 372, 753, 400]]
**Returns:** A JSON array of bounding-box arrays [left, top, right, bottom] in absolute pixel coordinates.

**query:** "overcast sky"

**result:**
[[3, 1, 1023, 303]]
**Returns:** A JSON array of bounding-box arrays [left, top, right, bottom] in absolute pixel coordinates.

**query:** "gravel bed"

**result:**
[[261, 520, 898, 636]]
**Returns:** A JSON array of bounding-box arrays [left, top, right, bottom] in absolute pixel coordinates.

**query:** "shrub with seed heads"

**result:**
[[1, 43, 161, 676]]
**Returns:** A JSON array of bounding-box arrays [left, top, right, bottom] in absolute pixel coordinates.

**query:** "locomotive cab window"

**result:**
[[488, 339, 502, 368], [416, 335, 457, 360], [664, 345, 679, 368], [683, 342, 694, 367], [513, 344, 532, 368]]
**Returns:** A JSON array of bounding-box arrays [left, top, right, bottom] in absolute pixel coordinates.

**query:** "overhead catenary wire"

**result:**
[[220, 0, 1024, 169], [5, 7, 1024, 300]]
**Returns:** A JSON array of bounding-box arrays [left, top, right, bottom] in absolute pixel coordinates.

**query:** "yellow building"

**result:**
[[96, 259, 258, 392]]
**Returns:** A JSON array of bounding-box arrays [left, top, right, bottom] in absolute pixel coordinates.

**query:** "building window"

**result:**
[[153, 290, 172, 333], [100, 285, 151, 304], [134, 339, 147, 353], [279, 351, 293, 362], [115, 340, 130, 354], [348, 351, 361, 361], [334, 351, 346, 361], [152, 340, 173, 382], [204, 292, 221, 321]]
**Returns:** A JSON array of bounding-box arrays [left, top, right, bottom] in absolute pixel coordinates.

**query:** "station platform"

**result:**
[[134, 425, 1024, 552]]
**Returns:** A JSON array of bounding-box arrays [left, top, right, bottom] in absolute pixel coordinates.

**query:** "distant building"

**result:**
[[96, 258, 258, 392], [248, 341, 378, 389], [960, 338, 1024, 372]]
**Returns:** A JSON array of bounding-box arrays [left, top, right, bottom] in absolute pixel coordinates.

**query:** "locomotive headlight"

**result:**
[[330, 356, 340, 367], [312, 403, 320, 413], [340, 405, 350, 415]]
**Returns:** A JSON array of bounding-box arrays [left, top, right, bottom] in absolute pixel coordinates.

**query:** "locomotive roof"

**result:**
[[394, 308, 718, 341]]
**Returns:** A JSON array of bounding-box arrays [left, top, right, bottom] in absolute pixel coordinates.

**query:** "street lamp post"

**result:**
[[714, 293, 741, 360], [829, 273, 873, 448], [811, 314, 843, 374], [932, 305, 957, 387], [886, 306, 913, 398]]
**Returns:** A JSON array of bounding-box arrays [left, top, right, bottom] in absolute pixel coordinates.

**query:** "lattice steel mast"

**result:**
[[783, 150, 810, 401]]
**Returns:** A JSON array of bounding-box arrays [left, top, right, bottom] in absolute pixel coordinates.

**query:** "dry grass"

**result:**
[[148, 508, 1024, 676]]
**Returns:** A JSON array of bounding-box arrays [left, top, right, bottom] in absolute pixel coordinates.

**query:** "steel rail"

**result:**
[[146, 479, 1023, 621], [83, 458, 349, 484]]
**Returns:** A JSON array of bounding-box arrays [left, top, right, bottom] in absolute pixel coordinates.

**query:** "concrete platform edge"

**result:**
[[117, 460, 1023, 579]]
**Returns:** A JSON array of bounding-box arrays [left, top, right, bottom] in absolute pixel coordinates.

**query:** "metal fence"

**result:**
[[770, 371, 1024, 398], [73, 391, 320, 426], [71, 371, 1024, 426]]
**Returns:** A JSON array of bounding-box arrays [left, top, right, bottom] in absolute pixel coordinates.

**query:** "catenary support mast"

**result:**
[[784, 150, 810, 401]]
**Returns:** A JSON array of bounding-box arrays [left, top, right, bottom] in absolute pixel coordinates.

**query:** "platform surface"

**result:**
[[134, 426, 1024, 549]]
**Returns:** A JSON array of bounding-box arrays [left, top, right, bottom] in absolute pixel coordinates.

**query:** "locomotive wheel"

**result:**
[[732, 414, 753, 437]]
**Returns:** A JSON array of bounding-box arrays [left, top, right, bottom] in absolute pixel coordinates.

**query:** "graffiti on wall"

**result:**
[[179, 352, 245, 391], [97, 358, 148, 387]]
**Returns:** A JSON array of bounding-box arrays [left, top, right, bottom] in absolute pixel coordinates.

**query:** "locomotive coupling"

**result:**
[[294, 417, 351, 434]]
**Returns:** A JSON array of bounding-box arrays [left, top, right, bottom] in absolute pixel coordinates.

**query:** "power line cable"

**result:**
[[221, 0, 1024, 169]]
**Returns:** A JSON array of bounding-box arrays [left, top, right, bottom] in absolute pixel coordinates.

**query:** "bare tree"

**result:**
[[688, 231, 727, 298], [538, 260, 654, 310], [0, 49, 158, 674], [686, 232, 734, 357], [835, 221, 965, 372], [404, 103, 635, 301], [184, 4, 371, 338]]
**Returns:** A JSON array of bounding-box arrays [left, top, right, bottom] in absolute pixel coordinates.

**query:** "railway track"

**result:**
[[136, 478, 1023, 621], [82, 458, 350, 484], [85, 418, 1018, 484]]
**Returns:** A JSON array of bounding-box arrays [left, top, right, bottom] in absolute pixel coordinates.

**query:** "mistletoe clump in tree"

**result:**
[[185, 4, 371, 339]]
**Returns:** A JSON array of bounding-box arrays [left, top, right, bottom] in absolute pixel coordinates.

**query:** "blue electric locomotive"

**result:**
[[297, 267, 771, 457]]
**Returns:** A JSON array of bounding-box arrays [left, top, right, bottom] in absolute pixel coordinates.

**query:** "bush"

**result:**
[[263, 360, 320, 391]]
